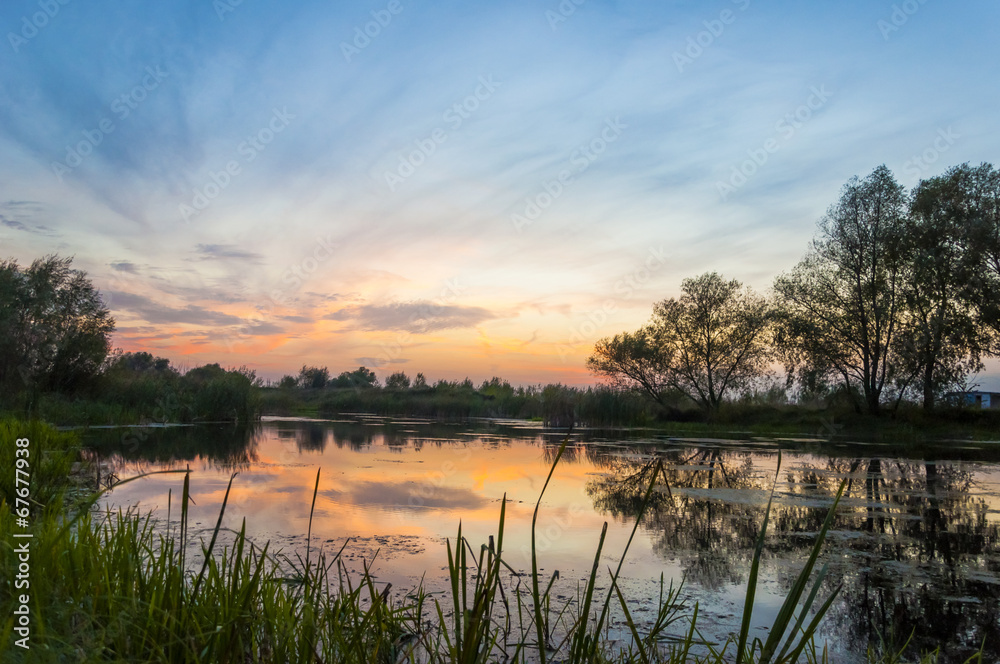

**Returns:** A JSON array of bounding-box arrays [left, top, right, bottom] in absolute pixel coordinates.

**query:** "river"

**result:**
[[84, 415, 1000, 663]]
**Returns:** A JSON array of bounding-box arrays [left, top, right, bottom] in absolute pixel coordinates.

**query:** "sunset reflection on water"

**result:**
[[90, 417, 1000, 663]]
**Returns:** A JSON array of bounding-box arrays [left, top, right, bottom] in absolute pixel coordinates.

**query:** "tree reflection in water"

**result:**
[[83, 422, 262, 473], [580, 442, 1000, 663]]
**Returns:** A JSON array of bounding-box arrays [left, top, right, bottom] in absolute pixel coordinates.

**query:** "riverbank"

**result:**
[[261, 384, 1000, 441]]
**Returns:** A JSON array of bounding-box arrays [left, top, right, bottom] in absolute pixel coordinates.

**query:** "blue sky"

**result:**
[[1, 0, 998, 387]]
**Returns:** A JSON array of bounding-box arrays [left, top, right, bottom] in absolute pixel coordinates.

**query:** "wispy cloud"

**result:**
[[279, 314, 313, 323], [107, 291, 244, 327], [243, 321, 285, 336], [194, 243, 265, 262], [110, 261, 139, 273], [341, 480, 487, 510], [2, 201, 43, 210], [0, 200, 57, 237], [326, 301, 499, 332], [0, 215, 58, 236]]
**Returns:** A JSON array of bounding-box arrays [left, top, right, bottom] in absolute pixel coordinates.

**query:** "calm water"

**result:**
[[85, 416, 1000, 663]]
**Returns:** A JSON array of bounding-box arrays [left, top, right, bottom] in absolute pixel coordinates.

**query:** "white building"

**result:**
[[946, 391, 1000, 409]]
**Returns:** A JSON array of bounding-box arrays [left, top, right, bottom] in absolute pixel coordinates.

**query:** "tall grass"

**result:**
[[1, 421, 979, 662], [0, 418, 82, 510]]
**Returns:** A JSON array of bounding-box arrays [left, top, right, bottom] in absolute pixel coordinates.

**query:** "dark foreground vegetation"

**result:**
[[1, 420, 979, 662]]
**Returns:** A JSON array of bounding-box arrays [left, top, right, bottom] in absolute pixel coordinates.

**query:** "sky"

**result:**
[[1, 0, 999, 388]]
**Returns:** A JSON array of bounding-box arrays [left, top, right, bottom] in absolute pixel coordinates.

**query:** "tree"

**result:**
[[330, 366, 379, 389], [479, 376, 514, 400], [106, 350, 176, 374], [297, 365, 329, 389], [185, 362, 227, 384], [0, 255, 114, 396], [899, 166, 986, 410], [589, 272, 772, 416], [385, 371, 411, 389], [775, 166, 912, 415], [587, 328, 673, 407], [278, 374, 297, 389], [413, 372, 428, 389], [950, 163, 1000, 348]]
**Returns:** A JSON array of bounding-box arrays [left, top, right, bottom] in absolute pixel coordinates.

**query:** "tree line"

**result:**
[[589, 163, 1000, 416], [281, 365, 498, 392], [265, 372, 657, 426]]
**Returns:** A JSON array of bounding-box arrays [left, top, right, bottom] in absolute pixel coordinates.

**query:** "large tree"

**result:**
[[898, 166, 988, 410], [951, 163, 1000, 347], [0, 255, 115, 396], [774, 166, 909, 415], [589, 272, 772, 416]]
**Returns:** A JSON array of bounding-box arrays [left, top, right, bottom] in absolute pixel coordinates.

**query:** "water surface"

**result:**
[[86, 416, 1000, 663]]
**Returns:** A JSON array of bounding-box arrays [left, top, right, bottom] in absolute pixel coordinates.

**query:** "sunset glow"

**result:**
[[2, 1, 999, 387]]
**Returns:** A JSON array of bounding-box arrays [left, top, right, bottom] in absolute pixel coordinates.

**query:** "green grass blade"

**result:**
[[611, 570, 650, 664], [192, 472, 237, 597], [531, 431, 571, 662], [784, 582, 843, 663], [760, 477, 846, 663], [774, 563, 830, 662], [737, 450, 781, 664], [305, 467, 321, 579]]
